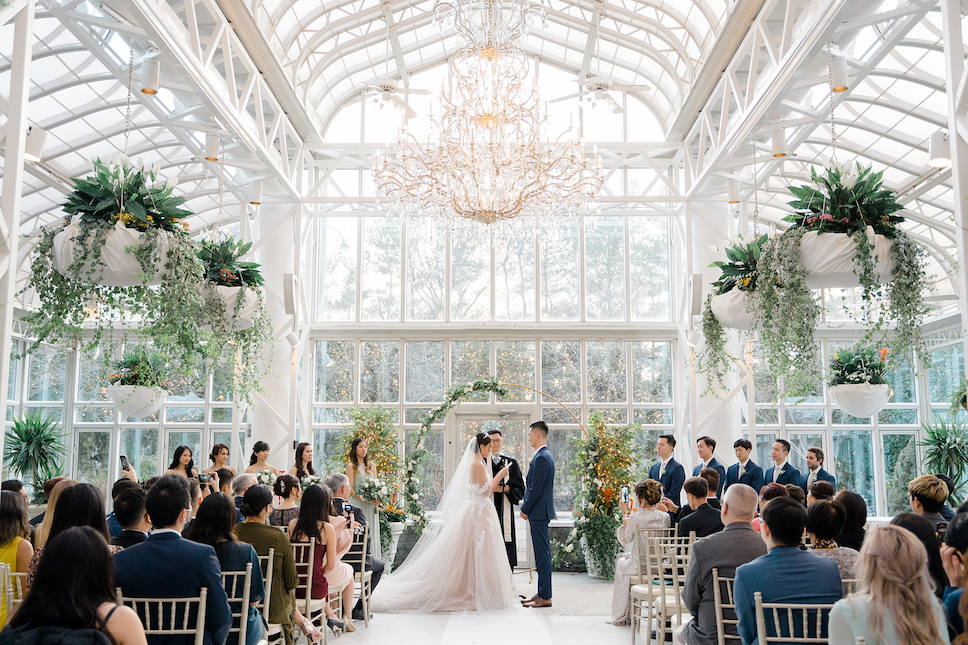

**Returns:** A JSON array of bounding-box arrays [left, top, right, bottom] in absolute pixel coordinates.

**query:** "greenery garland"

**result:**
[[403, 377, 508, 533], [697, 295, 731, 396]]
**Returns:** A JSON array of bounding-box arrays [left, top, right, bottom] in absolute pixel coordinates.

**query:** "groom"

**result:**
[[520, 420, 555, 608]]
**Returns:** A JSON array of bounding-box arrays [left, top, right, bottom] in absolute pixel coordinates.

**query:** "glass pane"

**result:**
[[27, 346, 67, 401], [211, 407, 233, 423], [315, 341, 355, 403], [540, 341, 582, 403], [457, 418, 527, 462], [540, 407, 582, 425], [539, 218, 579, 321], [361, 341, 399, 403], [165, 432, 201, 473], [496, 341, 535, 403], [633, 409, 673, 425], [884, 354, 916, 404], [23, 406, 63, 422], [878, 408, 917, 425], [755, 409, 779, 425], [404, 408, 433, 424], [451, 236, 490, 321], [165, 407, 204, 423], [755, 433, 777, 472], [631, 341, 673, 403], [832, 410, 872, 424], [833, 429, 875, 515], [7, 341, 17, 401], [928, 344, 965, 404], [494, 232, 535, 321], [404, 341, 444, 403], [76, 406, 113, 423], [884, 434, 917, 516], [546, 427, 579, 514], [788, 433, 824, 474], [451, 341, 490, 403], [751, 344, 778, 404], [76, 432, 111, 499], [632, 426, 662, 481], [314, 408, 352, 423], [629, 217, 670, 321], [406, 426, 444, 508], [360, 217, 401, 321], [211, 431, 247, 473], [590, 408, 628, 423], [121, 428, 160, 480], [586, 341, 627, 403], [316, 217, 358, 321], [584, 216, 625, 321], [77, 344, 118, 402], [785, 409, 824, 424], [314, 428, 349, 477], [406, 223, 445, 321]]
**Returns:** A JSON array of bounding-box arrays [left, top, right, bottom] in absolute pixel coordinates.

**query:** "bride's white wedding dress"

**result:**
[[371, 440, 518, 613]]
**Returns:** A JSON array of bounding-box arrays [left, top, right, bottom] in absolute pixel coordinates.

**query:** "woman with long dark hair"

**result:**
[[166, 445, 198, 479], [270, 475, 301, 528], [203, 443, 237, 477], [244, 441, 280, 475], [8, 526, 147, 644], [186, 493, 264, 645], [288, 485, 344, 632], [345, 437, 382, 560], [835, 489, 868, 551], [890, 512, 947, 599], [289, 442, 316, 482], [0, 490, 33, 624]]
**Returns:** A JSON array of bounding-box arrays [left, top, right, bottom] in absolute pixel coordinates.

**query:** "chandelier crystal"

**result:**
[[373, 0, 603, 232]]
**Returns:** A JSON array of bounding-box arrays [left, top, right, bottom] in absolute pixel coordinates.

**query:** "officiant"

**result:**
[[486, 429, 526, 567]]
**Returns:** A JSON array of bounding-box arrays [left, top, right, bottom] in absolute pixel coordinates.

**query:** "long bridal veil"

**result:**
[[371, 438, 517, 613]]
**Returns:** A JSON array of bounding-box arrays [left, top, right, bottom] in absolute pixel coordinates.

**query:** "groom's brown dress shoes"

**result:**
[[520, 594, 540, 605], [523, 598, 552, 608]]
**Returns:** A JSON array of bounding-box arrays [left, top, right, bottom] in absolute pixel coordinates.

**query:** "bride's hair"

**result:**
[[474, 432, 491, 453]]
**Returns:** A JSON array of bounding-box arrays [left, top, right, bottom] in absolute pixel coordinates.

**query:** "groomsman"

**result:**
[[799, 447, 836, 495], [649, 434, 686, 504], [764, 439, 801, 486], [692, 436, 727, 498], [486, 429, 526, 568], [725, 439, 765, 493]]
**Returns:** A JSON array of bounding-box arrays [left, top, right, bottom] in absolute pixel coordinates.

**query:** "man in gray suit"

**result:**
[[673, 484, 767, 645]]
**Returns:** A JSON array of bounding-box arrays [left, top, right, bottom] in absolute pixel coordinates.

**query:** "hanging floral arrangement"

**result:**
[[827, 343, 893, 418], [107, 349, 172, 419]]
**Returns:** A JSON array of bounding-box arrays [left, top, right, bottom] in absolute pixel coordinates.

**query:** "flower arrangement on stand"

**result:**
[[256, 470, 277, 488], [569, 412, 636, 580], [107, 349, 172, 419], [827, 344, 893, 418], [379, 497, 407, 568]]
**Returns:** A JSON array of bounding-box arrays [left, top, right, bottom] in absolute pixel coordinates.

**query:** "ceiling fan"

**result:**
[[363, 79, 430, 120], [550, 77, 651, 114]]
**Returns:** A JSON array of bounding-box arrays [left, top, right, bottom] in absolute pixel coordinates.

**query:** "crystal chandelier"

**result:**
[[373, 0, 603, 230]]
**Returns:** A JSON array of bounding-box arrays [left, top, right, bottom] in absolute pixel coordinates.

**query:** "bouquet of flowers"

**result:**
[[828, 344, 891, 387], [355, 474, 389, 503], [300, 474, 322, 491], [256, 470, 277, 487]]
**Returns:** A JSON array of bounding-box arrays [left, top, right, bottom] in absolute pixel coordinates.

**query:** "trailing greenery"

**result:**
[[709, 234, 768, 295], [828, 344, 890, 387], [4, 411, 67, 503], [883, 232, 930, 368], [198, 237, 265, 287], [918, 417, 968, 504], [697, 295, 731, 396], [108, 349, 172, 391], [569, 412, 637, 580], [951, 377, 968, 417]]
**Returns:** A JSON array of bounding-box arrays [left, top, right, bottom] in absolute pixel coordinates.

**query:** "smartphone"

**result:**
[[120, 455, 131, 472], [198, 472, 213, 484], [621, 485, 630, 505], [938, 521, 949, 545]]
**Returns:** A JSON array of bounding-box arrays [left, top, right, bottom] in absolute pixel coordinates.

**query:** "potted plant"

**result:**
[[3, 411, 67, 501], [951, 377, 968, 416], [198, 237, 265, 331], [918, 417, 968, 504], [827, 344, 892, 418], [379, 498, 407, 569], [107, 350, 172, 418], [570, 412, 636, 580]]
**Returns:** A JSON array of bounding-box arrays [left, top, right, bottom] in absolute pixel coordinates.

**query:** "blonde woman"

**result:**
[[33, 479, 78, 549], [828, 524, 949, 645]]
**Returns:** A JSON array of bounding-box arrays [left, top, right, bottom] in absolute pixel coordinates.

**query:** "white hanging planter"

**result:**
[[829, 383, 892, 419], [710, 288, 758, 330], [108, 385, 168, 419], [52, 217, 170, 287], [211, 285, 261, 331], [799, 226, 893, 289]]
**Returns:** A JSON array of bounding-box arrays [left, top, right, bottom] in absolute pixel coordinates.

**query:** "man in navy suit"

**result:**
[[725, 439, 765, 493], [799, 446, 836, 495], [734, 497, 842, 644], [650, 434, 686, 504], [764, 439, 801, 487], [692, 436, 727, 498], [114, 475, 232, 645], [520, 420, 556, 608]]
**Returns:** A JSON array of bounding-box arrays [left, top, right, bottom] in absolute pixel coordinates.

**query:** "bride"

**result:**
[[371, 432, 518, 613]]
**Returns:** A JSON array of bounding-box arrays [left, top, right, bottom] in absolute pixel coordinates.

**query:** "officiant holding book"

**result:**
[[487, 429, 526, 568]]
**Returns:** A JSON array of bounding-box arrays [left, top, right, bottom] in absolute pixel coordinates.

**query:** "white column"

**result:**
[[0, 1, 35, 478], [250, 202, 295, 470]]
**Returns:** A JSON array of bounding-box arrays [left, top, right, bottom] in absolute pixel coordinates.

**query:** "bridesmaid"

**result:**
[[289, 442, 316, 484], [203, 443, 238, 477], [165, 446, 198, 479], [345, 438, 382, 561], [245, 440, 281, 476]]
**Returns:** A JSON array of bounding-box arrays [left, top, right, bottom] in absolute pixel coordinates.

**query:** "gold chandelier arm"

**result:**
[[501, 382, 587, 438]]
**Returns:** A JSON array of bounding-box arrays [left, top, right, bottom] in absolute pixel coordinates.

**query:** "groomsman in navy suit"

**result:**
[[725, 439, 765, 493], [764, 439, 801, 486], [649, 434, 686, 504], [692, 436, 728, 497], [799, 446, 836, 495]]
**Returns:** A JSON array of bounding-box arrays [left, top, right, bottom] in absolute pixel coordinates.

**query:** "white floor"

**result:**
[[321, 573, 640, 645]]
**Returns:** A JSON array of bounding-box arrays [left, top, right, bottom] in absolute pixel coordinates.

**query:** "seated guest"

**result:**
[[270, 475, 301, 527], [909, 475, 949, 529], [288, 484, 345, 633], [799, 446, 835, 496], [29, 476, 66, 528], [806, 500, 859, 585], [785, 484, 806, 507], [725, 439, 764, 494], [217, 468, 235, 495], [828, 525, 949, 645], [233, 474, 257, 523], [673, 484, 767, 645], [328, 473, 386, 622], [1, 479, 30, 506], [765, 439, 801, 486], [107, 478, 142, 538], [607, 479, 671, 625], [33, 479, 77, 548], [314, 487, 359, 631], [940, 512, 968, 638], [677, 477, 724, 539], [661, 468, 721, 522], [7, 527, 147, 645], [750, 483, 789, 532], [734, 496, 842, 645], [112, 488, 151, 549], [890, 512, 946, 600], [186, 493, 265, 645], [29, 483, 121, 585], [142, 476, 161, 492], [807, 480, 834, 505], [834, 490, 867, 551], [114, 475, 232, 645], [936, 474, 957, 521], [0, 490, 34, 625]]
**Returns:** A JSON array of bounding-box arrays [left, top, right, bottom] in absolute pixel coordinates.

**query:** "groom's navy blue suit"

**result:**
[[521, 444, 555, 600]]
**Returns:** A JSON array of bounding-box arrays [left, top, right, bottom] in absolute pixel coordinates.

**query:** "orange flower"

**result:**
[[600, 487, 615, 503], [879, 347, 888, 362]]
